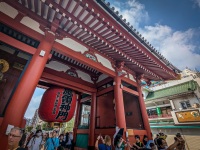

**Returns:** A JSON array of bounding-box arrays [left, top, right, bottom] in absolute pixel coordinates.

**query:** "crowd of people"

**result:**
[[8, 127, 73, 150], [95, 132, 186, 150], [7, 126, 186, 150]]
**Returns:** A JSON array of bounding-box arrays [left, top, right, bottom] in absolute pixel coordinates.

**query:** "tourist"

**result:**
[[64, 132, 68, 142], [45, 130, 59, 150], [156, 136, 185, 150], [143, 135, 149, 148], [95, 135, 112, 150], [25, 129, 36, 149], [27, 129, 44, 150], [143, 135, 154, 149], [149, 143, 156, 150], [18, 129, 27, 148], [65, 132, 71, 150], [40, 132, 48, 150], [174, 133, 185, 150], [65, 132, 73, 150], [69, 132, 73, 148], [114, 134, 127, 150], [132, 135, 144, 149], [58, 134, 65, 150], [8, 127, 26, 150], [154, 134, 159, 146]]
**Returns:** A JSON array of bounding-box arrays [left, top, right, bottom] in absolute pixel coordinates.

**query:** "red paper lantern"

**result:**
[[38, 87, 77, 122]]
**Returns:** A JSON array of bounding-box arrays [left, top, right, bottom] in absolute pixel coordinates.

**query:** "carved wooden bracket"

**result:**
[[91, 74, 99, 84], [83, 49, 98, 62], [66, 67, 79, 78], [136, 74, 152, 86], [39, 25, 64, 41], [114, 61, 127, 77], [146, 80, 152, 86], [136, 74, 144, 84]]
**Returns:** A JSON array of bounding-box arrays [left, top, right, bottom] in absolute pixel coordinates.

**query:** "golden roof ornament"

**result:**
[[0, 59, 9, 73], [0, 59, 9, 81]]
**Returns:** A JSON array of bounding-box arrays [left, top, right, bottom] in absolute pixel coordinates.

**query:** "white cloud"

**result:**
[[193, 0, 200, 7], [111, 0, 200, 71], [24, 94, 43, 119], [111, 0, 149, 28], [141, 26, 200, 70]]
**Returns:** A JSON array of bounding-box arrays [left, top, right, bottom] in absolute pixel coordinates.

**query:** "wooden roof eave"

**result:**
[[84, 0, 179, 77], [5, 0, 175, 80]]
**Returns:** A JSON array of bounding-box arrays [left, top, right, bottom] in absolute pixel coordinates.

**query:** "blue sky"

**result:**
[[25, 88, 45, 118], [24, 0, 200, 118]]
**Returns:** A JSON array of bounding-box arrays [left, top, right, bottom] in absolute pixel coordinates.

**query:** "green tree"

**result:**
[[26, 126, 33, 132], [64, 117, 75, 132], [42, 122, 53, 131]]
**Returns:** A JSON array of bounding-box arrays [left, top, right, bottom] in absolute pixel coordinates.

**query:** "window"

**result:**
[[80, 104, 91, 126], [180, 101, 191, 109]]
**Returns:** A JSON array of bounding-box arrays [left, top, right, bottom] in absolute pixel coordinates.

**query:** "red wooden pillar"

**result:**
[[88, 93, 96, 150], [0, 31, 55, 149], [114, 76, 126, 131], [137, 79, 152, 139], [73, 95, 81, 143]]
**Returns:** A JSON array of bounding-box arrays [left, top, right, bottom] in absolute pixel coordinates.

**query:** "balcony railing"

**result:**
[[148, 114, 172, 119]]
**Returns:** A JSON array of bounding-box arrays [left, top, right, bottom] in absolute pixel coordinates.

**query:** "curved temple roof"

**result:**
[[3, 0, 179, 80]]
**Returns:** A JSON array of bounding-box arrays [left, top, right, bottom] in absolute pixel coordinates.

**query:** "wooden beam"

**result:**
[[95, 128, 115, 135], [122, 86, 139, 96], [121, 77, 137, 87], [96, 77, 113, 88], [53, 42, 116, 77], [0, 33, 36, 54], [51, 55, 99, 77], [76, 129, 89, 134], [41, 69, 97, 93], [97, 86, 114, 97], [0, 12, 44, 41], [80, 96, 91, 103]]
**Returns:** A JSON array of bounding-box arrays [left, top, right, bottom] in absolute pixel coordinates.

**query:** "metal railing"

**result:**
[[148, 114, 172, 119]]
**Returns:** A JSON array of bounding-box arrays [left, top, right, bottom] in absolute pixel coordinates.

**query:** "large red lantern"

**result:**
[[38, 87, 77, 122]]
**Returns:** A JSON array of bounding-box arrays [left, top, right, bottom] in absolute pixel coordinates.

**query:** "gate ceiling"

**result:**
[[5, 0, 179, 80]]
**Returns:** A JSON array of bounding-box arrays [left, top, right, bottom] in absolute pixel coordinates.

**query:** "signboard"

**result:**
[[6, 124, 14, 135], [175, 110, 200, 123]]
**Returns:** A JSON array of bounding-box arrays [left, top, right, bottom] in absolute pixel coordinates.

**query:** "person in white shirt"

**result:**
[[27, 129, 44, 150], [66, 132, 73, 150]]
